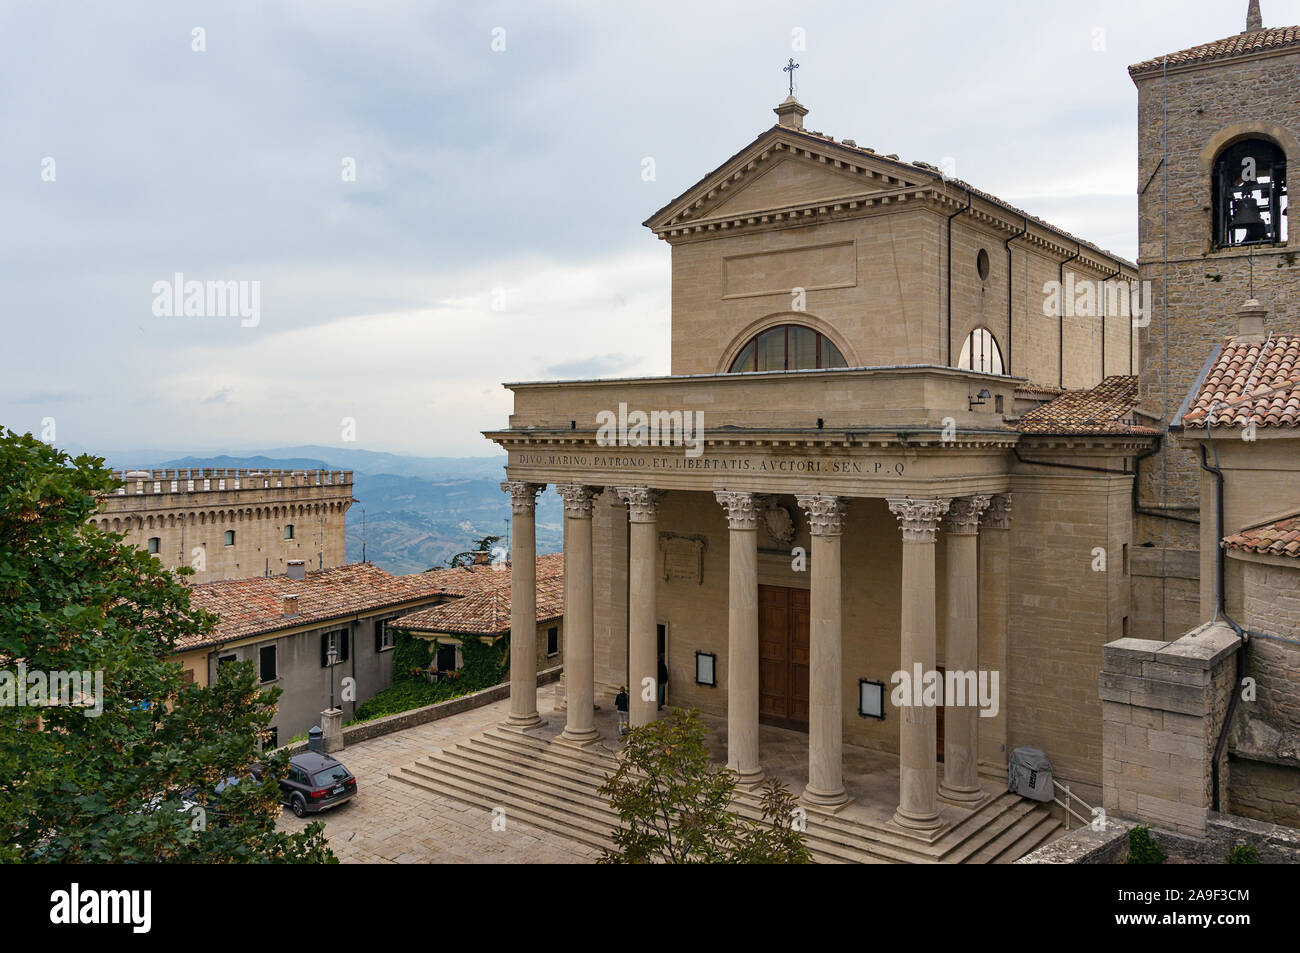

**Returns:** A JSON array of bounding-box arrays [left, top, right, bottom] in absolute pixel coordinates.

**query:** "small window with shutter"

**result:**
[[321, 629, 350, 666]]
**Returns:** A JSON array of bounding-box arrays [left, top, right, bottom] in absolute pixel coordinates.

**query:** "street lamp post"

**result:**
[[327, 643, 338, 710]]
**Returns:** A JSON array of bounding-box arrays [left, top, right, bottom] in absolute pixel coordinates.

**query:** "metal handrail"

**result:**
[[1052, 781, 1096, 831]]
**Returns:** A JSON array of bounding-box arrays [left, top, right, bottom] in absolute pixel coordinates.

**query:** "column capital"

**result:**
[[982, 492, 1013, 530], [501, 480, 545, 514], [887, 497, 950, 543], [615, 486, 665, 523], [944, 494, 992, 536], [556, 484, 601, 518], [796, 494, 848, 536], [715, 489, 760, 530]]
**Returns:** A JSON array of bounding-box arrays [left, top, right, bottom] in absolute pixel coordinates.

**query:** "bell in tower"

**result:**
[[1228, 184, 1269, 243], [1214, 138, 1288, 247]]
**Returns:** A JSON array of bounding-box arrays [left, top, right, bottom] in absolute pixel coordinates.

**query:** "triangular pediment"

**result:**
[[644, 127, 935, 235]]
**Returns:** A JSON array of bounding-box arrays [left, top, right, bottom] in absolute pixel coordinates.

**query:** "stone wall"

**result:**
[[1100, 624, 1241, 836], [1226, 554, 1300, 827], [1019, 810, 1300, 863], [1130, 45, 1300, 651], [1132, 48, 1300, 526], [96, 467, 353, 583], [280, 666, 564, 754], [1007, 455, 1135, 801], [1128, 546, 1200, 641]]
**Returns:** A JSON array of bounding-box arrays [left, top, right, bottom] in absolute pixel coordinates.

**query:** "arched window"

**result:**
[[958, 327, 1005, 375], [727, 324, 848, 373], [1214, 138, 1287, 247]]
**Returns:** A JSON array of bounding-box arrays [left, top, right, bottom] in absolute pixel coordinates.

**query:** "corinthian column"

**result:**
[[796, 493, 850, 810], [715, 490, 763, 786], [615, 486, 664, 728], [557, 484, 601, 746], [502, 480, 546, 729], [887, 496, 950, 833], [938, 494, 990, 803], [978, 494, 1012, 772]]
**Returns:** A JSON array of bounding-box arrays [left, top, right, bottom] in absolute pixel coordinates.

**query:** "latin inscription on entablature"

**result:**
[[514, 451, 906, 477]]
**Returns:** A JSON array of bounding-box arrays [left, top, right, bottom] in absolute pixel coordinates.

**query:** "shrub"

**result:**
[[348, 631, 510, 724], [1126, 826, 1167, 864], [1227, 843, 1259, 864]]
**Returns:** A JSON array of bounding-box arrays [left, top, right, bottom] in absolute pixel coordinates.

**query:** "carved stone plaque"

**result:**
[[659, 533, 706, 584]]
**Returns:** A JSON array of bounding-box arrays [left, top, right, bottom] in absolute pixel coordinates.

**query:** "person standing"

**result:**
[[614, 685, 629, 736], [657, 656, 668, 711]]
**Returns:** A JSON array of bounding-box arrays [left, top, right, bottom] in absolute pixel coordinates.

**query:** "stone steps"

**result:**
[[392, 758, 619, 852], [962, 805, 1062, 864], [389, 727, 1060, 864]]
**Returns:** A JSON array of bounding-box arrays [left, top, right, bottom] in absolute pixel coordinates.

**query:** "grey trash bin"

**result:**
[[1008, 746, 1055, 802]]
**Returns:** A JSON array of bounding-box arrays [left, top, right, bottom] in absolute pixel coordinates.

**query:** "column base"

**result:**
[[938, 783, 986, 805], [502, 713, 547, 732], [729, 766, 765, 790], [800, 785, 853, 814], [555, 727, 602, 749], [890, 806, 946, 839]]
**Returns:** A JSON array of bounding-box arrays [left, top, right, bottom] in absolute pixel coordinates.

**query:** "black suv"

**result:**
[[278, 753, 357, 817]]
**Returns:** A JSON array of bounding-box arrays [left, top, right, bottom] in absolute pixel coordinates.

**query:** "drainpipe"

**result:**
[[1004, 216, 1028, 378], [1058, 243, 1082, 388], [1200, 441, 1245, 812], [947, 190, 972, 367]]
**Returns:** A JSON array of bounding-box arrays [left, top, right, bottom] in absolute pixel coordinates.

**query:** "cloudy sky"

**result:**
[[2, 0, 1293, 457]]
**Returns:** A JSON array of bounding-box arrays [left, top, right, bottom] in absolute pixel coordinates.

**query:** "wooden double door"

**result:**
[[759, 585, 810, 731], [756, 584, 948, 756]]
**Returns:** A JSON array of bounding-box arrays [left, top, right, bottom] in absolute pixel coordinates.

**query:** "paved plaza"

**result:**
[[276, 688, 595, 864]]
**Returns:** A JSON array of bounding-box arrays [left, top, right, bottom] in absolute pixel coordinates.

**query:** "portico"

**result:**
[[488, 365, 1018, 837]]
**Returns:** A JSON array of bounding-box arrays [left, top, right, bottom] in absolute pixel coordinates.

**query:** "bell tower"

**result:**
[[1128, 2, 1300, 638]]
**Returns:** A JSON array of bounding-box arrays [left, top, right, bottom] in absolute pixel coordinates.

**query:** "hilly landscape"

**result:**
[[96, 446, 564, 576]]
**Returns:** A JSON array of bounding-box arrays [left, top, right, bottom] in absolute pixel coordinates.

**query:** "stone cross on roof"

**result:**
[[1246, 0, 1263, 33]]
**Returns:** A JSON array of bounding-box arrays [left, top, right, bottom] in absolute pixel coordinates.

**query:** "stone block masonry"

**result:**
[[1100, 623, 1240, 836], [95, 467, 354, 583]]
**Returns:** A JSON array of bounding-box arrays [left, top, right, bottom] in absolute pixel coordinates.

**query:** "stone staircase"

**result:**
[[389, 727, 1061, 864]]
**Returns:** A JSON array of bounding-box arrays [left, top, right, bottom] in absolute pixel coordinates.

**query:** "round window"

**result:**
[[976, 248, 991, 281]]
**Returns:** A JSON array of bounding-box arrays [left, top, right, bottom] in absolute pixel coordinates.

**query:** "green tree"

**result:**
[[445, 534, 502, 568], [0, 429, 335, 863], [598, 707, 810, 864]]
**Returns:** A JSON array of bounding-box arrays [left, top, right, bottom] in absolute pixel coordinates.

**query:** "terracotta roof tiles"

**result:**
[[1181, 335, 1300, 429], [1016, 376, 1159, 435], [391, 554, 565, 637], [1130, 25, 1300, 76], [182, 563, 463, 650], [1222, 513, 1300, 559]]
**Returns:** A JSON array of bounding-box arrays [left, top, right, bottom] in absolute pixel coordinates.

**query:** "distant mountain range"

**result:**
[[92, 445, 563, 576]]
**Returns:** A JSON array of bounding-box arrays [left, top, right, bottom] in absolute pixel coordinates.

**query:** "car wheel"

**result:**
[[290, 794, 307, 818]]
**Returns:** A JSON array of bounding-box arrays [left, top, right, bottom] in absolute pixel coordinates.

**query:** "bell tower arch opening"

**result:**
[[1212, 137, 1288, 248]]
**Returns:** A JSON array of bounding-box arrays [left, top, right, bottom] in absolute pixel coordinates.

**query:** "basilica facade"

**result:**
[[489, 92, 1153, 832], [489, 3, 1300, 840]]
